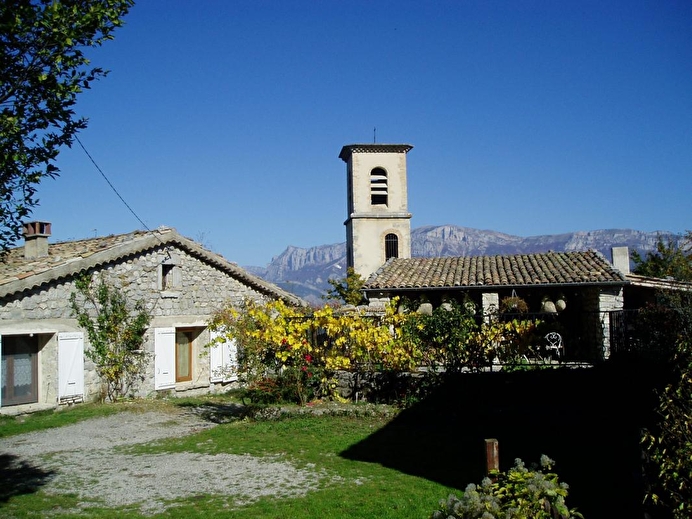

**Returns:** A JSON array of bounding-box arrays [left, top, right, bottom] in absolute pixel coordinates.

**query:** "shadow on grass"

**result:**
[[0, 453, 56, 503], [340, 363, 668, 519]]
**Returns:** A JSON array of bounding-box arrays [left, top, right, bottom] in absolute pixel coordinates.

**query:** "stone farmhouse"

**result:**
[[361, 251, 628, 361], [0, 222, 304, 413], [338, 143, 676, 362]]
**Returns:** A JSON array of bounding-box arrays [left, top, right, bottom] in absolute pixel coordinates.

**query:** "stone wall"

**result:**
[[0, 244, 272, 408], [598, 286, 624, 360], [578, 286, 624, 361]]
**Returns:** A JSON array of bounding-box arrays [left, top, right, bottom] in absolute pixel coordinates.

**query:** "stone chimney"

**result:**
[[611, 246, 630, 275], [23, 221, 51, 259]]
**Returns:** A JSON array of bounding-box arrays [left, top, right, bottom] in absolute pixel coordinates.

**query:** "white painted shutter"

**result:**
[[209, 331, 238, 383], [58, 332, 85, 400], [155, 328, 176, 390], [209, 331, 223, 383]]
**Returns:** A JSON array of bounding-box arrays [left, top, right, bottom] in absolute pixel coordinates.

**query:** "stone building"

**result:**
[[339, 144, 413, 280], [338, 143, 632, 362], [0, 222, 304, 413], [362, 251, 628, 362]]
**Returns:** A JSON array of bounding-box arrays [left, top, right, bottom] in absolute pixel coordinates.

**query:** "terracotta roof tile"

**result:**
[[364, 251, 627, 291], [0, 227, 306, 306]]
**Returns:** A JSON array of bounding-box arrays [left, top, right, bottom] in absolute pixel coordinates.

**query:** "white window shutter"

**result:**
[[209, 331, 238, 383], [154, 328, 176, 390], [171, 265, 182, 288], [58, 332, 85, 400], [209, 331, 223, 383], [225, 338, 238, 382]]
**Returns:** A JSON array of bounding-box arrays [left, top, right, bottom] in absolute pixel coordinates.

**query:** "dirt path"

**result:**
[[1, 407, 327, 515]]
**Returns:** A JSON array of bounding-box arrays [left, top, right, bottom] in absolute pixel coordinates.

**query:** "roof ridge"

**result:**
[[0, 226, 306, 306]]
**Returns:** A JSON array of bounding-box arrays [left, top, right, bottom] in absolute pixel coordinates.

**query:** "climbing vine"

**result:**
[[70, 274, 151, 401]]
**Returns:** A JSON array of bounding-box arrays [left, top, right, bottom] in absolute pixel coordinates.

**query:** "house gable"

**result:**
[[0, 226, 304, 307], [0, 226, 305, 411]]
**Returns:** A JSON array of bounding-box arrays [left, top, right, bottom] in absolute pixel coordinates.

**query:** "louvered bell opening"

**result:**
[[371, 184, 388, 205], [370, 168, 388, 205]]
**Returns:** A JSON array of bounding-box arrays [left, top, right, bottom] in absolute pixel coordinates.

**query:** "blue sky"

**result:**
[[34, 0, 692, 267]]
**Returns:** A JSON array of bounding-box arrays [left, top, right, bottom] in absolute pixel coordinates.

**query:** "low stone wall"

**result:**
[[332, 370, 420, 402]]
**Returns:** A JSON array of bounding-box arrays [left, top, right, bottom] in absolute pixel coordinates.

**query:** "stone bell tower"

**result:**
[[338, 143, 413, 279]]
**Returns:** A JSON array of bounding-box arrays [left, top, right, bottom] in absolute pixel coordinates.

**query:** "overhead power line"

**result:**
[[74, 135, 151, 233]]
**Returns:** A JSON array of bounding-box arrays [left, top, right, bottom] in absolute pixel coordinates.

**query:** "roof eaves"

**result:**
[[363, 279, 629, 293], [626, 274, 692, 291], [338, 143, 413, 162], [0, 230, 308, 307], [0, 232, 167, 299]]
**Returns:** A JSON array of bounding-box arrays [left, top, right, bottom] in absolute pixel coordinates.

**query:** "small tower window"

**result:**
[[161, 264, 180, 290], [370, 167, 388, 205], [385, 233, 399, 260], [160, 252, 182, 294]]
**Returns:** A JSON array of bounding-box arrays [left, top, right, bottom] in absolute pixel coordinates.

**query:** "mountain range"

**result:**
[[245, 225, 677, 305]]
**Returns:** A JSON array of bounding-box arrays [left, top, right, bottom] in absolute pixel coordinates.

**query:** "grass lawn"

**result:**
[[1, 366, 666, 518], [0, 398, 458, 518]]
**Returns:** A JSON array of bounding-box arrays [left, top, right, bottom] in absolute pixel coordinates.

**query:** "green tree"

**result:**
[[400, 299, 479, 374], [641, 291, 692, 517], [324, 267, 366, 306], [70, 273, 150, 401], [1, 0, 134, 250], [631, 233, 692, 281]]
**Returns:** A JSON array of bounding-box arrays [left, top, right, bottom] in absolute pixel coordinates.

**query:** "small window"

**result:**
[[385, 233, 399, 260], [160, 253, 181, 292], [161, 264, 179, 290], [1, 335, 39, 406], [370, 167, 388, 205]]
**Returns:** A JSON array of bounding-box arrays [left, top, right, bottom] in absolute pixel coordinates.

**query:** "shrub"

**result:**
[[241, 377, 283, 405], [400, 299, 479, 375], [70, 274, 151, 401], [430, 456, 583, 519], [211, 297, 547, 406], [641, 291, 692, 517]]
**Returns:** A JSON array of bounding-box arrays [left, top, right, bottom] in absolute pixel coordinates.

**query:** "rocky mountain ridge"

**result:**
[[245, 225, 676, 304]]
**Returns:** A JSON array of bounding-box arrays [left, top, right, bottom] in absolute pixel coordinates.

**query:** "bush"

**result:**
[[241, 377, 283, 405], [70, 274, 151, 401], [641, 291, 692, 517], [430, 456, 583, 519], [211, 297, 547, 407]]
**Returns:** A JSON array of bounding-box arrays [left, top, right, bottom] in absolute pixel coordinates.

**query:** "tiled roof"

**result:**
[[0, 226, 306, 306], [626, 273, 692, 291], [364, 251, 627, 291]]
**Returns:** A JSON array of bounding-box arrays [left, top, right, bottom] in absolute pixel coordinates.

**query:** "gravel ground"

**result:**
[[2, 408, 329, 515]]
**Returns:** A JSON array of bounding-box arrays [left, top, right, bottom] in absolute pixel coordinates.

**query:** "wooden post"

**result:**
[[485, 438, 499, 474]]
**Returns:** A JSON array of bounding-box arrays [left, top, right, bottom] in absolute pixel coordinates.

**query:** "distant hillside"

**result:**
[[245, 225, 677, 305]]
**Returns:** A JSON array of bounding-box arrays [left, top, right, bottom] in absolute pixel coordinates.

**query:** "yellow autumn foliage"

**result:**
[[209, 298, 542, 400]]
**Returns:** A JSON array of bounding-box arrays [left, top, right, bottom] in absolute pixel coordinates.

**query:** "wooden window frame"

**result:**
[[1, 334, 39, 406], [159, 253, 182, 293], [175, 329, 194, 383]]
